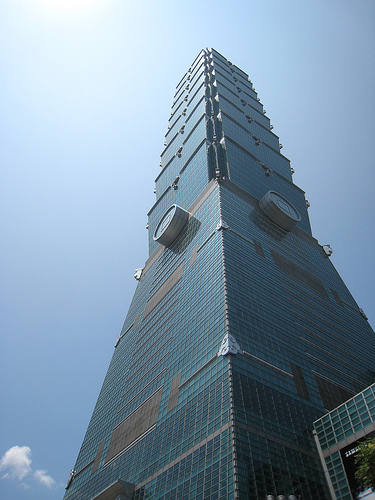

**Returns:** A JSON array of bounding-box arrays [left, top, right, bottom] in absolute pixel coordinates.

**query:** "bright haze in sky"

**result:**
[[36, 0, 101, 13], [1, 0, 374, 499]]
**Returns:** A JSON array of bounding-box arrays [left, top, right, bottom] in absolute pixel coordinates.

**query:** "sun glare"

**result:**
[[37, 0, 101, 14]]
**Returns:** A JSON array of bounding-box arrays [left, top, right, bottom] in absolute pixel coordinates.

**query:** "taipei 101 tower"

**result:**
[[63, 48, 375, 500]]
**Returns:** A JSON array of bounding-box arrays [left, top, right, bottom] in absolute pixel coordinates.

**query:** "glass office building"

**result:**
[[313, 383, 375, 500], [63, 49, 375, 500]]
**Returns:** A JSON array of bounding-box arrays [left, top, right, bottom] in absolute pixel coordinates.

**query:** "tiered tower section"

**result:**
[[64, 48, 374, 500]]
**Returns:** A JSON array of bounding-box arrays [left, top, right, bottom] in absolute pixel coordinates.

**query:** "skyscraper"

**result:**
[[64, 48, 375, 500]]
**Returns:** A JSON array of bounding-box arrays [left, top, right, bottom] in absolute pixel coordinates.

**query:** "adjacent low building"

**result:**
[[314, 383, 375, 500]]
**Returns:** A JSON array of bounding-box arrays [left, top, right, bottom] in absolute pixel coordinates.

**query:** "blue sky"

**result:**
[[1, 1, 374, 498]]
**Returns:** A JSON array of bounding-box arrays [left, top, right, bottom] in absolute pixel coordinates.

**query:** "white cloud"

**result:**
[[34, 469, 56, 489], [0, 446, 58, 489], [0, 446, 32, 480]]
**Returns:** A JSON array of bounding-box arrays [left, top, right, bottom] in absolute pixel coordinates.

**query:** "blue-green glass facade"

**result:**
[[64, 48, 375, 500], [313, 384, 375, 500]]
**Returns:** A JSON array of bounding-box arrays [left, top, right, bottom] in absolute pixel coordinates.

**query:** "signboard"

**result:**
[[340, 431, 375, 500]]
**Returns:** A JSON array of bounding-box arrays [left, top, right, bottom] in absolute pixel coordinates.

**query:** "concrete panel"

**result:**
[[271, 249, 328, 298], [91, 440, 105, 474], [105, 389, 162, 464], [143, 262, 184, 319], [167, 374, 181, 413]]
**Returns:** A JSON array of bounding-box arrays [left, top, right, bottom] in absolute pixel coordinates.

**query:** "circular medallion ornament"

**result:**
[[259, 190, 301, 231], [153, 205, 189, 246]]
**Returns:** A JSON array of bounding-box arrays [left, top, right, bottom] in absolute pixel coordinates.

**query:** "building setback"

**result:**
[[63, 48, 375, 500]]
